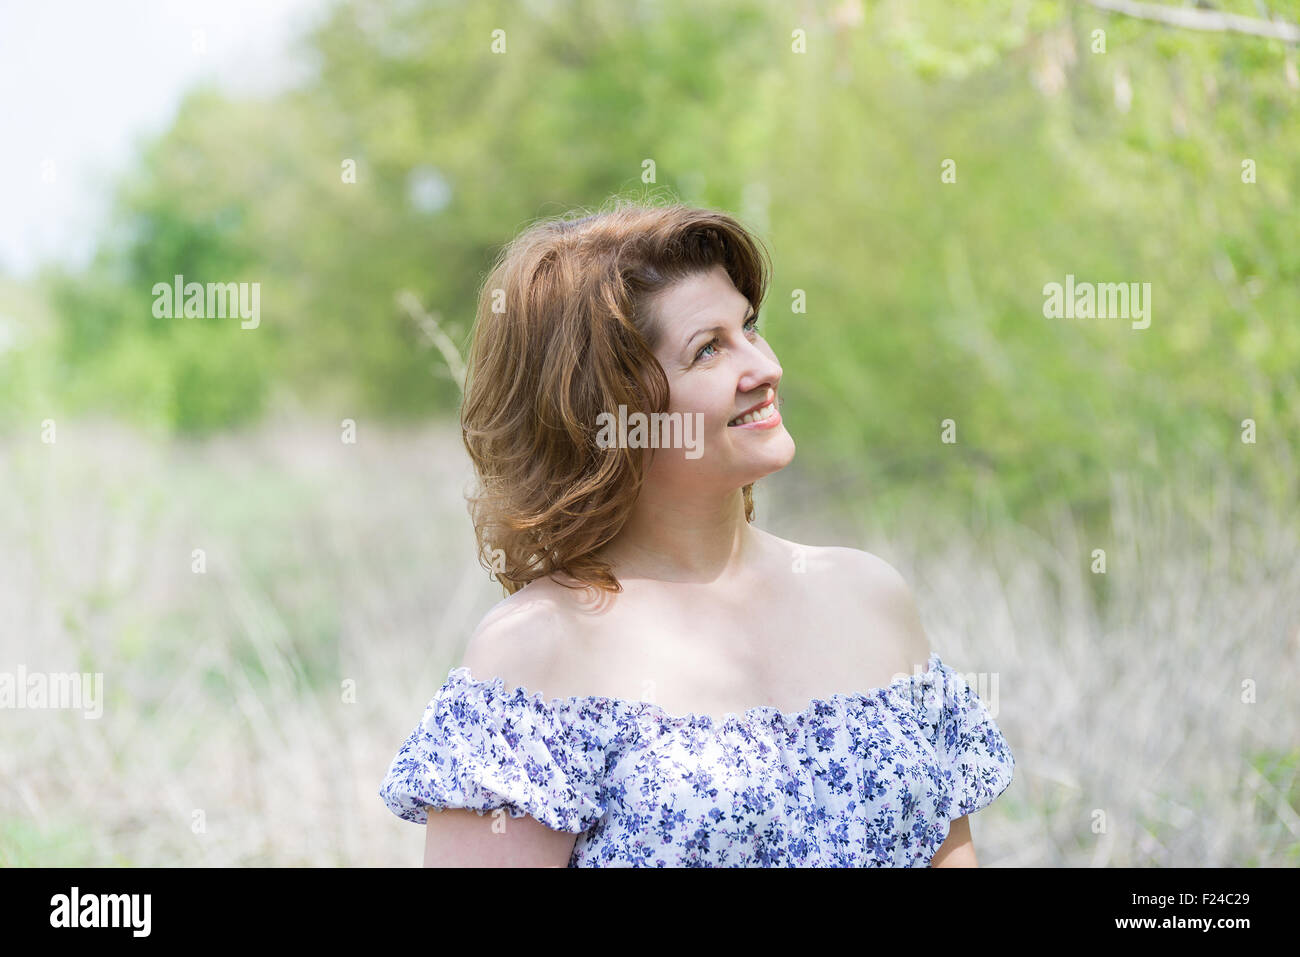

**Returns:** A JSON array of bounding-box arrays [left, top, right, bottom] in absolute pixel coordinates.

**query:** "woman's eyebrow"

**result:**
[[682, 306, 756, 352]]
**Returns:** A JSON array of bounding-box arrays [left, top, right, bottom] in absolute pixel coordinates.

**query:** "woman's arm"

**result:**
[[930, 815, 979, 867]]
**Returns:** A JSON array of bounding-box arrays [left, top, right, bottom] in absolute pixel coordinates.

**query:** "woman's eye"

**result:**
[[695, 315, 759, 364]]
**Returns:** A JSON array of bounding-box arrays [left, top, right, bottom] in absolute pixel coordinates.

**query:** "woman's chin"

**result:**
[[740, 436, 796, 478]]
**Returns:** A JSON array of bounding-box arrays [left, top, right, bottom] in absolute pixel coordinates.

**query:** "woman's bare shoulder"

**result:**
[[462, 579, 574, 690], [754, 530, 930, 672], [752, 528, 908, 586], [824, 544, 911, 591]]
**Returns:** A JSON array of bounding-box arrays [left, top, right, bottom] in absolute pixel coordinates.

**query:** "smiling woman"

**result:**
[[378, 196, 1015, 867], [453, 200, 781, 597]]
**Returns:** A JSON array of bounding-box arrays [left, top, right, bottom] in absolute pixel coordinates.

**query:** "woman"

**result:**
[[379, 199, 1015, 867]]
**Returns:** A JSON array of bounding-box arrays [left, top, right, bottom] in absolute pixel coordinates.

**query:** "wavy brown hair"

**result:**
[[460, 196, 773, 596]]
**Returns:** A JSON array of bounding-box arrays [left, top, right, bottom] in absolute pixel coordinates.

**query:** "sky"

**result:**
[[0, 0, 330, 278]]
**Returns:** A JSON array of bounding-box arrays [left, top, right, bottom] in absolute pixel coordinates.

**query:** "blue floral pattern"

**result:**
[[379, 651, 1014, 866]]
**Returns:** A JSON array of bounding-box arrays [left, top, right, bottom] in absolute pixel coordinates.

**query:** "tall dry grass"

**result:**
[[2, 418, 1296, 866]]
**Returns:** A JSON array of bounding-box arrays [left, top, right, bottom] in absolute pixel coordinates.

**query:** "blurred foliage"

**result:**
[[1246, 746, 1300, 864], [3, 0, 1297, 525], [0, 818, 103, 867]]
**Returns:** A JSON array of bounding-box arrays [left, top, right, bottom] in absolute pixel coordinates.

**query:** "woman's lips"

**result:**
[[727, 403, 781, 429], [728, 389, 777, 427]]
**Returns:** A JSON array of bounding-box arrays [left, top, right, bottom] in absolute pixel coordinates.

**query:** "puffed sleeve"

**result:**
[[379, 667, 609, 833], [912, 653, 1016, 820]]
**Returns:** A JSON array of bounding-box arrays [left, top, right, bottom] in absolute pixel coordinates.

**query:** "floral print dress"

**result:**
[[379, 651, 1015, 866]]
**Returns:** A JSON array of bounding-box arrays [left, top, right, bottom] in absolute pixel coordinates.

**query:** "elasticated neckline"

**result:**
[[447, 650, 945, 729]]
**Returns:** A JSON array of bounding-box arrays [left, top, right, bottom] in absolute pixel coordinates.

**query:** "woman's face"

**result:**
[[640, 265, 795, 493]]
